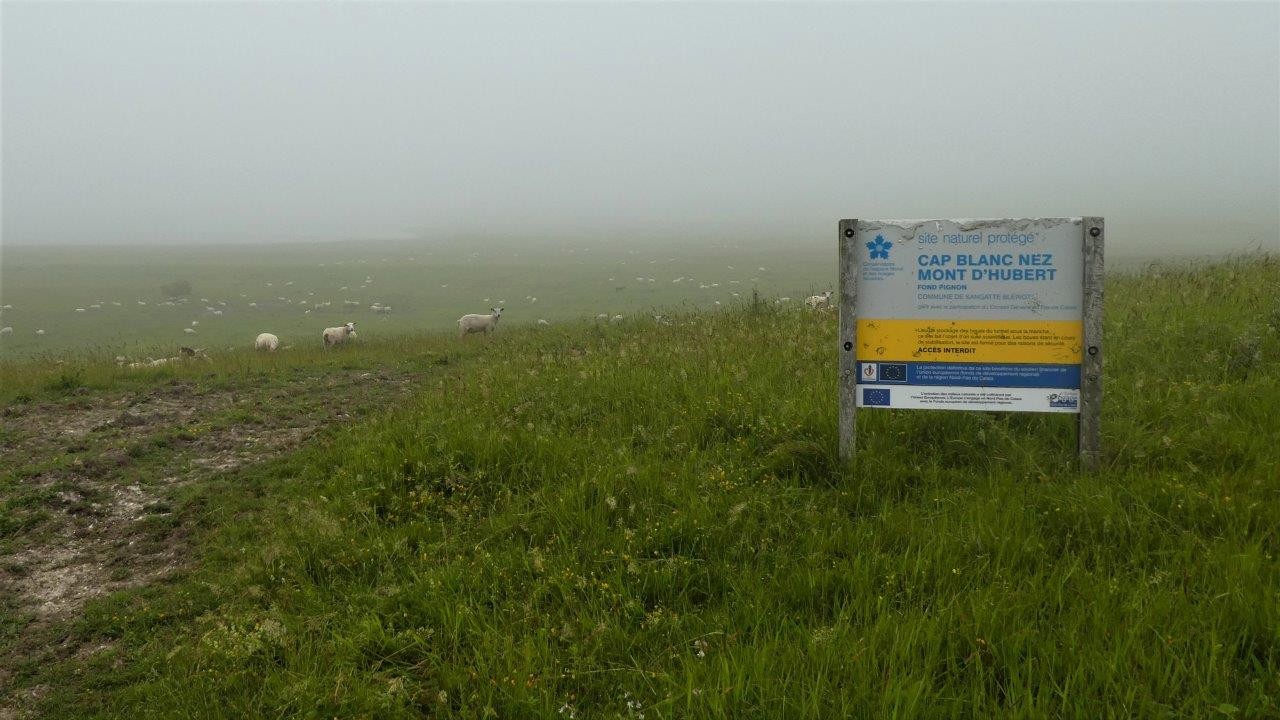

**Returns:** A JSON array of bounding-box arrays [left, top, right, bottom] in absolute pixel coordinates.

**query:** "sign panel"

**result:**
[[852, 218, 1085, 413]]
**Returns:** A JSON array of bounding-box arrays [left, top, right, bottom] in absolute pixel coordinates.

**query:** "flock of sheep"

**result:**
[[245, 306, 506, 355], [0, 260, 836, 354]]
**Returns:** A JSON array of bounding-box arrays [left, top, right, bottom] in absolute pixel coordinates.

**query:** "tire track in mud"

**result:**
[[0, 368, 421, 715]]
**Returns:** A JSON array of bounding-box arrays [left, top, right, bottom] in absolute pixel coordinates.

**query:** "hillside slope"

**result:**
[[2, 257, 1278, 719]]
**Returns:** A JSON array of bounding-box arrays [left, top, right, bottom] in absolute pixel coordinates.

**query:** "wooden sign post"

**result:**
[[838, 217, 1103, 470]]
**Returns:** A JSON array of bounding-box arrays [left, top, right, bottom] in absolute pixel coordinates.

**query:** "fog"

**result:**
[[2, 2, 1277, 256]]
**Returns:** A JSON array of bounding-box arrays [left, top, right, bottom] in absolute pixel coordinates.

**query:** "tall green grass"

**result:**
[[14, 256, 1280, 718]]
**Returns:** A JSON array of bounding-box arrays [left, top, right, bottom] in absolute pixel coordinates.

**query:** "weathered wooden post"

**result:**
[[838, 219, 859, 462], [1079, 217, 1105, 470]]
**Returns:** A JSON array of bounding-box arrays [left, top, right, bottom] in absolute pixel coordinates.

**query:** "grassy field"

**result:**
[[1, 254, 1277, 718], [0, 238, 839, 361]]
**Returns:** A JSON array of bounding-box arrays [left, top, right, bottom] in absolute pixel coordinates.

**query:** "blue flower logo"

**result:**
[[866, 234, 892, 260]]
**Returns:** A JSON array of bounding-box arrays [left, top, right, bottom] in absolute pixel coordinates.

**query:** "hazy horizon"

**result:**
[[3, 2, 1278, 255]]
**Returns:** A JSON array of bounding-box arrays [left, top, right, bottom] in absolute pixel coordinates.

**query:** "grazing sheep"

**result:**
[[184, 327, 196, 335], [323, 322, 357, 347], [0, 327, 12, 336], [127, 348, 205, 369], [255, 332, 280, 351], [75, 308, 86, 313], [36, 329, 46, 336], [537, 319, 550, 326], [458, 308, 503, 338], [805, 291, 834, 309]]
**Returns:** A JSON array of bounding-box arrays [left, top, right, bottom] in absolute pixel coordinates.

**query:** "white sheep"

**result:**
[[184, 327, 197, 335], [537, 319, 550, 326], [255, 332, 280, 351], [36, 329, 46, 336], [323, 322, 357, 347], [0, 327, 12, 336], [805, 291, 834, 309], [458, 308, 503, 338]]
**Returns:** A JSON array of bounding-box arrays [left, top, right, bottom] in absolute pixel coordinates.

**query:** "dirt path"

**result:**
[[0, 368, 420, 716]]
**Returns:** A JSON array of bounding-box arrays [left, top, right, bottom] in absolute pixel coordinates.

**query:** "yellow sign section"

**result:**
[[856, 319, 1082, 364]]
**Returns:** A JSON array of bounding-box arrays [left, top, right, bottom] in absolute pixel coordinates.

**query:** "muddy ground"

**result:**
[[0, 368, 420, 717]]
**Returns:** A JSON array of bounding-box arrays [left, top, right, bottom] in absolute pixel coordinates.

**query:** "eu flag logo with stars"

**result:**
[[879, 363, 908, 382], [863, 388, 891, 407]]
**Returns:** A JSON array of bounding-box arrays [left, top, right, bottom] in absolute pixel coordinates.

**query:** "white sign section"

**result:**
[[852, 218, 1085, 413]]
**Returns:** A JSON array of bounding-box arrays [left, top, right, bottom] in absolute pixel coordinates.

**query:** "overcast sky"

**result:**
[[2, 1, 1277, 254]]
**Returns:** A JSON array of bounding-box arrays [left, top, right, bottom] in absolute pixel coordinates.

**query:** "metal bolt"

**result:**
[[843, 341, 853, 351], [1089, 227, 1101, 238], [1088, 346, 1098, 356], [843, 227, 854, 238]]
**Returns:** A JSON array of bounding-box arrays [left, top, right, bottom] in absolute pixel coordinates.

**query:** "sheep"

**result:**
[[537, 318, 550, 326], [75, 308, 86, 313], [255, 332, 280, 351], [323, 322, 357, 347], [184, 327, 196, 335], [805, 291, 834, 310], [0, 327, 12, 336], [458, 308, 503, 338], [36, 329, 46, 336], [127, 350, 205, 369]]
